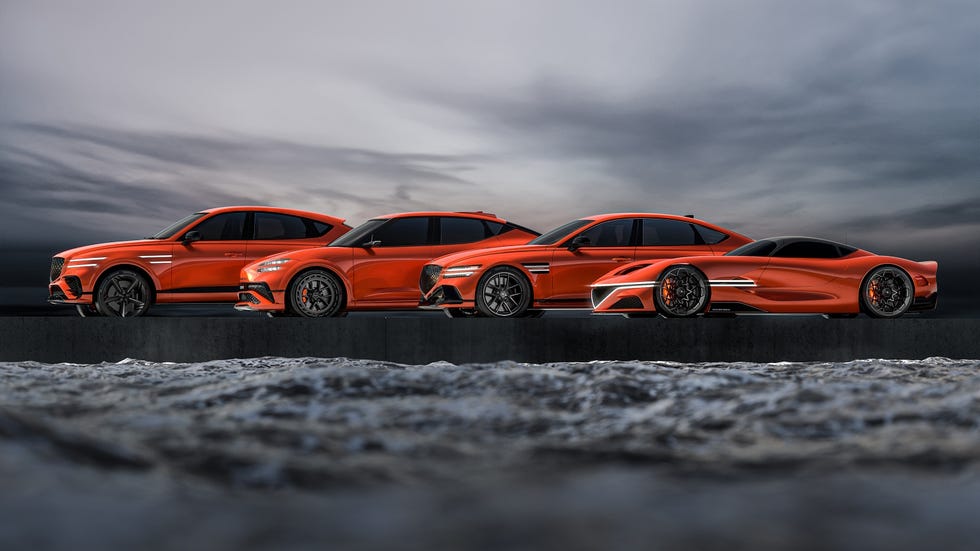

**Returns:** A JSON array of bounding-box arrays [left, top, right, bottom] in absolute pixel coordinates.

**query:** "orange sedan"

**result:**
[[420, 213, 751, 317], [590, 236, 939, 318], [236, 211, 539, 317], [49, 206, 351, 317]]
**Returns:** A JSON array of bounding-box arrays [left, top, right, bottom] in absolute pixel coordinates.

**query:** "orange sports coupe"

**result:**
[[590, 236, 938, 318], [419, 213, 752, 317], [235, 211, 539, 317], [49, 206, 351, 317]]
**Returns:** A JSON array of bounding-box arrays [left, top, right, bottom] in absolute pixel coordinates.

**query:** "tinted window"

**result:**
[[485, 221, 504, 235], [254, 213, 306, 240], [641, 219, 698, 246], [574, 219, 633, 247], [440, 217, 488, 244], [773, 241, 844, 259], [725, 240, 778, 257], [152, 212, 205, 239], [370, 217, 430, 247], [189, 212, 246, 240], [693, 224, 728, 245], [529, 219, 593, 245], [332, 219, 387, 247]]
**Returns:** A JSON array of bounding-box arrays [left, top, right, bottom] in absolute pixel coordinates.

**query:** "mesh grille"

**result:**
[[419, 264, 442, 294], [50, 257, 65, 282]]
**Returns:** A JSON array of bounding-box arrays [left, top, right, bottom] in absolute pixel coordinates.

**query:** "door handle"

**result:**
[[224, 252, 244, 257], [612, 257, 633, 262]]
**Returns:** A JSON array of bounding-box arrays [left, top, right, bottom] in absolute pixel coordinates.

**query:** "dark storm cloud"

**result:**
[[0, 123, 480, 247]]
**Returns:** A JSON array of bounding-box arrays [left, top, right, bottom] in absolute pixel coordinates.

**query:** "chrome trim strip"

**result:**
[[139, 254, 173, 259], [65, 263, 98, 268], [149, 261, 173, 264], [69, 257, 106, 262]]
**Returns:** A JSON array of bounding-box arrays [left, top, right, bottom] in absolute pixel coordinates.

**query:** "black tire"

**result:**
[[444, 308, 482, 318], [860, 266, 913, 318], [76, 304, 102, 317], [653, 265, 710, 318], [95, 269, 153, 317], [288, 269, 346, 317], [475, 267, 532, 318]]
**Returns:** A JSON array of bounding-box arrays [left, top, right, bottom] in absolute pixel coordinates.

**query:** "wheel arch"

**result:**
[[286, 265, 350, 312], [93, 264, 158, 305], [476, 264, 535, 316]]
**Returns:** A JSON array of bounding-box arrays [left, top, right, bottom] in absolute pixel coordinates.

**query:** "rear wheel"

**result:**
[[95, 270, 152, 317], [288, 269, 346, 317], [654, 266, 709, 318], [861, 266, 913, 318], [476, 267, 532, 318]]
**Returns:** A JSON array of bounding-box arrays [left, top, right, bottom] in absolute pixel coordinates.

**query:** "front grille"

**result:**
[[239, 292, 261, 304], [419, 264, 442, 294], [50, 257, 64, 282], [65, 276, 82, 297]]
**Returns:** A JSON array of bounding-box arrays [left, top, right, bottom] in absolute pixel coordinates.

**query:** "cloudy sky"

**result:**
[[1, 0, 978, 311]]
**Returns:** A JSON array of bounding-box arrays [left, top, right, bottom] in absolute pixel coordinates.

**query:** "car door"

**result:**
[[548, 218, 637, 301], [170, 211, 248, 293], [753, 241, 844, 307], [246, 211, 329, 263], [351, 216, 433, 304]]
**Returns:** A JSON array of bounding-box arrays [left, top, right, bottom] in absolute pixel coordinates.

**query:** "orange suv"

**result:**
[[236, 211, 538, 317], [49, 206, 351, 317]]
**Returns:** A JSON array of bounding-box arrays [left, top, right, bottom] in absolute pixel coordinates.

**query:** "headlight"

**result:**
[[443, 265, 481, 278], [257, 258, 291, 273]]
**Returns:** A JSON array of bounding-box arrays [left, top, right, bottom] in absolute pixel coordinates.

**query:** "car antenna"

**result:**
[[684, 214, 694, 218]]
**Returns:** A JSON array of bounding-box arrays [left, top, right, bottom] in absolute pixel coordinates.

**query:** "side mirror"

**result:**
[[362, 239, 381, 248], [567, 235, 590, 252], [182, 230, 201, 244]]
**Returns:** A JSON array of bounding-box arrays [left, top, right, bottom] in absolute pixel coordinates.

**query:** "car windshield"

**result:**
[[149, 212, 206, 239], [528, 219, 594, 245], [330, 219, 388, 247], [724, 239, 778, 257]]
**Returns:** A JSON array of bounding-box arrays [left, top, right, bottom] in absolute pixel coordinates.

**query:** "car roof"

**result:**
[[199, 206, 346, 224], [373, 211, 507, 222], [582, 213, 710, 224], [758, 236, 852, 249]]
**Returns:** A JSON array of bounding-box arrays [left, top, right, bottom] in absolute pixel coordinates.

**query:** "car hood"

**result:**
[[430, 244, 551, 267], [54, 240, 173, 259], [245, 245, 354, 267]]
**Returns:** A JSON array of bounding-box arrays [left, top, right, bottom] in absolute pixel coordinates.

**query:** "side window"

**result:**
[[693, 224, 728, 245], [574, 219, 633, 247], [253, 212, 319, 240], [484, 221, 504, 236], [641, 219, 698, 246], [773, 241, 842, 258], [370, 217, 430, 247], [440, 217, 488, 244], [189, 212, 246, 241]]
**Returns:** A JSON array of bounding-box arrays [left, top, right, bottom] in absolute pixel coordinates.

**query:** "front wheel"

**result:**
[[76, 304, 102, 317], [288, 269, 346, 317], [654, 266, 709, 318], [861, 266, 913, 318], [475, 267, 532, 318], [95, 270, 153, 317]]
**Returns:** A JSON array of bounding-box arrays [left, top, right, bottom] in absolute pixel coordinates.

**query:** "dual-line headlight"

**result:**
[[256, 258, 291, 272], [443, 265, 481, 278]]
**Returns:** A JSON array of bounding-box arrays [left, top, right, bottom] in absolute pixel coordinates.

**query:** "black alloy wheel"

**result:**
[[476, 267, 532, 318], [654, 266, 709, 318], [861, 266, 913, 318], [95, 270, 152, 317], [289, 270, 345, 317]]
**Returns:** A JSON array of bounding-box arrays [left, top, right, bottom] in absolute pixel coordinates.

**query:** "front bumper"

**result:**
[[234, 282, 287, 312], [590, 284, 656, 313], [48, 275, 91, 304], [418, 285, 465, 308]]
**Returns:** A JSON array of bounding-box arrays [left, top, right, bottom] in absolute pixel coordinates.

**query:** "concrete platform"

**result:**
[[0, 317, 977, 363]]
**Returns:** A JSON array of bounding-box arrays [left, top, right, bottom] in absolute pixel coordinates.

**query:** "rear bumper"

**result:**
[[910, 292, 938, 312]]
